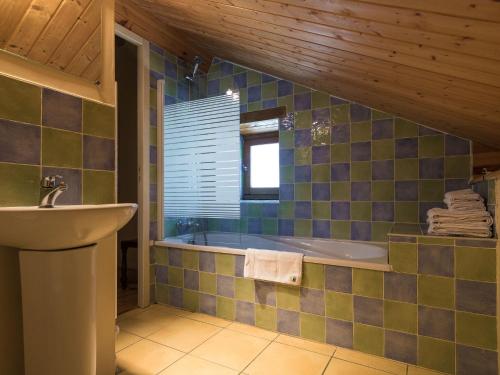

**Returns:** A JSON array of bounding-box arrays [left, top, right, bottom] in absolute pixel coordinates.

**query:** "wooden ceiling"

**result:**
[[0, 0, 102, 81]]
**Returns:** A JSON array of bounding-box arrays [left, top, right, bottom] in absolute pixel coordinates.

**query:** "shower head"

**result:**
[[185, 56, 203, 81]]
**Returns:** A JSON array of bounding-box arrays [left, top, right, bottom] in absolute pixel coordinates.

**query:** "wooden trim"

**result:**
[[471, 170, 500, 183], [240, 107, 287, 124], [99, 0, 115, 104], [157, 79, 165, 240]]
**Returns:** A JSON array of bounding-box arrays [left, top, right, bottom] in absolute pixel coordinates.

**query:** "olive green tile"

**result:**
[[303, 263, 325, 289], [351, 162, 371, 181], [82, 101, 115, 139], [371, 222, 392, 242], [247, 101, 262, 112], [372, 139, 394, 160], [331, 105, 349, 124], [220, 76, 233, 91], [331, 220, 351, 240], [418, 336, 455, 374], [239, 88, 248, 104], [331, 182, 350, 200], [0, 75, 41, 125], [150, 88, 157, 110], [279, 201, 294, 219], [150, 203, 157, 221], [325, 291, 352, 321], [234, 65, 246, 74], [168, 267, 183, 287], [456, 311, 497, 350], [183, 290, 199, 312], [276, 284, 300, 311], [351, 121, 371, 141], [280, 165, 294, 183], [395, 159, 418, 180], [294, 219, 312, 237], [384, 300, 417, 334], [353, 269, 383, 298], [330, 143, 350, 163], [372, 181, 394, 201], [418, 274, 454, 309], [42, 128, 82, 168], [312, 91, 330, 109], [418, 236, 454, 245], [395, 118, 418, 138], [353, 323, 384, 356], [389, 242, 417, 273], [294, 84, 310, 94], [235, 277, 255, 302], [351, 202, 371, 221], [372, 110, 392, 120], [154, 247, 169, 266], [295, 183, 311, 201], [149, 51, 164, 73], [280, 131, 294, 149], [419, 135, 444, 158], [199, 272, 216, 295], [247, 70, 261, 86], [312, 201, 330, 220], [278, 95, 294, 112], [395, 202, 419, 223], [295, 111, 312, 129], [312, 164, 330, 182], [419, 180, 444, 202], [165, 78, 177, 97], [255, 304, 277, 331], [445, 156, 470, 179], [182, 250, 198, 270], [83, 170, 115, 204], [456, 246, 496, 282], [295, 147, 311, 165], [262, 218, 278, 235], [262, 82, 277, 100], [216, 296, 235, 320], [215, 253, 235, 276], [0, 163, 40, 206], [247, 203, 262, 217], [150, 126, 157, 146], [300, 313, 325, 342], [150, 164, 157, 181], [156, 283, 169, 304]]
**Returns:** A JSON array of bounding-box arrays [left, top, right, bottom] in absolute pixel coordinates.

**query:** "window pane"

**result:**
[[250, 143, 279, 188]]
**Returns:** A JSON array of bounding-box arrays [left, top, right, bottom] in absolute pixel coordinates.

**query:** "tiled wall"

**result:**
[[154, 234, 498, 375], [0, 74, 116, 207]]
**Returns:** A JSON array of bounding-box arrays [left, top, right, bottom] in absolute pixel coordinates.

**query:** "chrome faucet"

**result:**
[[39, 175, 68, 208]]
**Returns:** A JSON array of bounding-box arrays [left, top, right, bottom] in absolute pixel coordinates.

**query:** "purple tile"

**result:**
[[217, 275, 235, 298], [280, 149, 294, 166], [372, 160, 394, 180], [150, 107, 157, 126], [184, 269, 199, 290], [395, 138, 418, 159], [313, 220, 331, 238], [384, 273, 417, 303], [372, 119, 393, 139], [445, 179, 469, 192], [150, 145, 157, 165], [255, 280, 276, 306], [168, 248, 183, 267], [278, 219, 294, 236], [419, 201, 445, 223], [240, 104, 248, 113], [248, 86, 262, 102], [331, 163, 350, 181], [177, 83, 189, 102], [235, 255, 245, 277], [457, 344, 498, 375], [418, 244, 454, 277], [419, 126, 441, 136], [277, 80, 293, 97], [295, 165, 311, 182], [385, 331, 417, 364], [165, 60, 177, 79], [372, 202, 394, 221], [326, 318, 353, 348], [418, 306, 454, 340], [331, 124, 350, 143], [169, 286, 183, 308], [248, 218, 262, 234], [456, 279, 496, 316], [262, 74, 276, 83], [42, 167, 81, 205], [150, 183, 157, 203], [419, 158, 444, 179], [233, 72, 247, 89], [83, 135, 115, 170], [165, 95, 176, 105], [395, 181, 418, 201], [351, 221, 371, 241], [280, 184, 294, 200], [199, 252, 215, 272], [207, 79, 220, 96], [220, 61, 234, 76], [354, 296, 383, 327], [445, 135, 470, 156], [262, 99, 277, 109], [294, 129, 311, 147], [150, 71, 163, 88], [351, 182, 371, 201], [350, 103, 371, 122], [0, 119, 40, 164], [150, 222, 157, 240], [312, 145, 330, 164], [262, 203, 278, 218], [351, 142, 371, 161], [330, 96, 349, 105], [199, 293, 216, 316], [295, 201, 312, 219], [277, 309, 299, 335], [236, 301, 255, 325], [300, 288, 325, 315], [312, 108, 330, 123], [325, 266, 352, 293], [294, 92, 311, 111], [331, 201, 350, 220], [156, 266, 168, 284], [42, 89, 82, 132], [312, 183, 330, 201]]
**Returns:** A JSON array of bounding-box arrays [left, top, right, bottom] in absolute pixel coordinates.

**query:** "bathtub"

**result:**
[[157, 232, 391, 271]]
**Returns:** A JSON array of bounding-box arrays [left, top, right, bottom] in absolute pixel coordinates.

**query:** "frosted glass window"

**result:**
[[250, 143, 279, 188]]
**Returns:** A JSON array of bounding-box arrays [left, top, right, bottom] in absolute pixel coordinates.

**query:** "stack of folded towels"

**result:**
[[427, 189, 494, 238]]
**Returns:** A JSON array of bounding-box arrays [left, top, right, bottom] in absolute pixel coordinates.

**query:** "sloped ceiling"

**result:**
[[122, 0, 500, 147]]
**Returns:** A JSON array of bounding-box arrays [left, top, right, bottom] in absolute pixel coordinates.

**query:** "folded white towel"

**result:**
[[444, 189, 481, 200], [428, 224, 492, 238], [446, 201, 486, 211], [427, 208, 493, 225], [244, 249, 303, 286]]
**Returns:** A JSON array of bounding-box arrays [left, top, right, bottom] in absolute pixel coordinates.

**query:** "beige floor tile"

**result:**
[[324, 358, 391, 375], [116, 339, 184, 374], [118, 316, 165, 337], [149, 303, 191, 316], [245, 342, 330, 375], [227, 322, 278, 340], [275, 334, 336, 356], [117, 307, 147, 322], [159, 354, 238, 375], [334, 347, 407, 375], [116, 331, 142, 352], [185, 312, 232, 327], [408, 366, 447, 375], [191, 329, 270, 371], [147, 316, 222, 352]]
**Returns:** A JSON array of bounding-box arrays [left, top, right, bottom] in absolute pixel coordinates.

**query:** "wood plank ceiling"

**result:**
[[123, 0, 500, 147], [0, 0, 102, 82]]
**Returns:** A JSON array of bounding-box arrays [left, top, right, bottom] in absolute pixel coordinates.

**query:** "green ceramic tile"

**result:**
[[215, 253, 235, 276], [351, 121, 371, 141], [166, 78, 177, 97], [182, 250, 198, 270], [418, 275, 454, 309], [294, 84, 309, 94], [276, 285, 300, 311], [312, 164, 330, 182], [83, 170, 115, 204], [0, 163, 40, 206], [156, 283, 169, 304], [255, 304, 277, 331], [372, 181, 394, 201], [312, 201, 330, 220], [300, 313, 325, 342], [183, 290, 199, 311], [331, 221, 351, 240], [395, 202, 419, 223], [220, 76, 233, 91], [353, 323, 384, 356], [371, 222, 392, 242], [325, 291, 353, 321], [418, 336, 455, 374], [419, 135, 444, 158], [82, 101, 115, 139], [234, 65, 246, 74], [150, 51, 164, 73], [295, 111, 312, 129], [372, 110, 392, 120], [150, 88, 157, 110], [445, 156, 470, 179], [150, 164, 157, 181], [331, 105, 349, 125], [0, 75, 41, 125], [235, 277, 255, 302], [419, 180, 444, 202], [312, 91, 330, 109], [239, 88, 248, 104], [395, 159, 418, 180], [262, 82, 277, 100], [280, 131, 294, 149], [150, 203, 157, 221], [351, 202, 371, 221], [262, 218, 278, 235], [303, 263, 325, 289], [351, 162, 371, 181], [247, 101, 262, 112], [372, 139, 394, 160], [199, 272, 216, 295], [280, 165, 294, 183], [247, 70, 261, 86], [155, 247, 168, 265], [389, 242, 417, 273], [150, 126, 157, 146], [295, 183, 311, 201], [312, 126, 330, 146], [216, 296, 235, 320], [384, 300, 417, 334], [42, 128, 82, 168], [168, 267, 183, 287], [331, 182, 350, 200], [456, 311, 497, 350], [353, 269, 383, 298], [331, 144, 350, 163], [279, 201, 294, 218], [455, 246, 496, 282], [247, 203, 262, 217], [295, 147, 311, 165], [278, 95, 294, 112], [418, 236, 454, 245], [294, 219, 311, 237], [395, 118, 418, 138]]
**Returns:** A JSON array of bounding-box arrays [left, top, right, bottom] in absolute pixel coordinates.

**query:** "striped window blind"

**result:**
[[163, 93, 241, 219]]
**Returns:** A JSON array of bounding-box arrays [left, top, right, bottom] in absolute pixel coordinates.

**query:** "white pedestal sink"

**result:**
[[0, 204, 137, 375]]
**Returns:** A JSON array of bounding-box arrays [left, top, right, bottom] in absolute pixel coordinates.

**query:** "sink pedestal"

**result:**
[[19, 245, 97, 375]]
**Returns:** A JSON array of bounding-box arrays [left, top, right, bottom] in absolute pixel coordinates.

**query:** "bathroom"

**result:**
[[0, 1, 499, 374]]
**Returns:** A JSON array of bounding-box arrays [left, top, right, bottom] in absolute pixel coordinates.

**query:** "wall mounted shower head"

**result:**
[[185, 56, 203, 81]]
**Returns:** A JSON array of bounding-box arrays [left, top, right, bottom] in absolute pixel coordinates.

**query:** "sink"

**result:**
[[0, 203, 137, 250]]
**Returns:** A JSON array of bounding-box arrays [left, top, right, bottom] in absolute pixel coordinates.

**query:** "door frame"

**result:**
[[115, 24, 150, 308]]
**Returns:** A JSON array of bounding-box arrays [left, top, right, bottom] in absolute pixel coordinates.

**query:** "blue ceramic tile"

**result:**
[[177, 83, 189, 102], [332, 201, 350, 220], [156, 266, 168, 284], [42, 167, 81, 205], [385, 331, 417, 365], [456, 344, 498, 375], [207, 80, 220, 96], [326, 318, 353, 348], [233, 72, 247, 89], [150, 222, 157, 240], [351, 221, 371, 241], [262, 74, 276, 83], [235, 255, 245, 277], [165, 60, 177, 79], [325, 266, 352, 293], [83, 135, 115, 171], [220, 61, 234, 76], [248, 86, 262, 102], [42, 89, 82, 132], [199, 252, 215, 272], [312, 183, 330, 200], [165, 95, 176, 105], [150, 107, 157, 126], [384, 272, 417, 303], [277, 80, 293, 97], [445, 135, 470, 156], [372, 119, 394, 139], [294, 92, 312, 111], [295, 201, 312, 219], [354, 296, 383, 326], [255, 280, 276, 305], [395, 138, 418, 159], [262, 203, 278, 217], [248, 218, 262, 234], [217, 275, 234, 298], [313, 220, 330, 238], [300, 288, 325, 315], [419, 158, 444, 179], [263, 99, 278, 109], [240, 104, 248, 113], [0, 119, 40, 164], [280, 149, 294, 166], [445, 179, 469, 192], [331, 124, 350, 143], [236, 301, 255, 325], [199, 293, 216, 315], [312, 145, 330, 164], [395, 181, 418, 201], [278, 219, 294, 236], [169, 248, 183, 266], [169, 286, 183, 308], [351, 142, 371, 161], [331, 163, 350, 181], [184, 269, 199, 290], [330, 96, 349, 105], [295, 165, 311, 182], [350, 103, 371, 122], [278, 309, 300, 335], [351, 181, 371, 201], [312, 108, 330, 123], [456, 279, 496, 315], [372, 202, 394, 221], [280, 184, 294, 200], [372, 160, 394, 180], [419, 126, 441, 136], [418, 306, 454, 340], [150, 145, 157, 164]]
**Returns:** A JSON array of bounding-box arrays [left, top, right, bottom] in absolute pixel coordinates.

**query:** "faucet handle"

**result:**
[[41, 175, 64, 188]]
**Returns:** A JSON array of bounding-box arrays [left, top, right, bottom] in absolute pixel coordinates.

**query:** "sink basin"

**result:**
[[0, 203, 137, 250]]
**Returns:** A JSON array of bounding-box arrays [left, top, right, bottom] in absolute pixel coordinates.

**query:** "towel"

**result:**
[[427, 208, 493, 225], [443, 189, 485, 211], [244, 249, 303, 286]]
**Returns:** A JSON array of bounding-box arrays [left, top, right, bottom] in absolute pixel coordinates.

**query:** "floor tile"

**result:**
[[119, 316, 165, 337], [116, 339, 184, 374], [149, 303, 191, 316], [118, 307, 147, 322], [276, 334, 336, 356], [245, 342, 330, 375], [158, 354, 238, 375], [334, 347, 407, 375], [324, 358, 390, 375], [116, 331, 142, 352], [147, 316, 221, 352], [191, 329, 270, 371], [407, 366, 447, 375], [227, 322, 278, 340], [186, 312, 232, 327]]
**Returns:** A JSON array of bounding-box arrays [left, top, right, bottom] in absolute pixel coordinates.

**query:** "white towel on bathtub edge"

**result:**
[[244, 248, 303, 286]]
